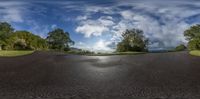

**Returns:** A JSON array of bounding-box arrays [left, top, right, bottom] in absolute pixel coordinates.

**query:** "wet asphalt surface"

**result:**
[[0, 51, 200, 99]]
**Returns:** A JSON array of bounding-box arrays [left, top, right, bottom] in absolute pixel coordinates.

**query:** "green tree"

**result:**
[[175, 44, 186, 51], [13, 39, 27, 50], [117, 29, 148, 52], [188, 39, 200, 50], [46, 28, 74, 51], [6, 31, 48, 50], [184, 24, 200, 50], [0, 22, 14, 50]]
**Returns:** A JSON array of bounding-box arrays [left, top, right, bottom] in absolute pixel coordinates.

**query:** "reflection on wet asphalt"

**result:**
[[0, 51, 200, 99]]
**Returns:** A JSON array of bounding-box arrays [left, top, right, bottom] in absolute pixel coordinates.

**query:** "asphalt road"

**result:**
[[0, 51, 200, 99]]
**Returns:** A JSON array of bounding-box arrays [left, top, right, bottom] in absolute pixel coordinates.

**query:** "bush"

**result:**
[[188, 39, 200, 50], [175, 44, 186, 51], [13, 39, 27, 50]]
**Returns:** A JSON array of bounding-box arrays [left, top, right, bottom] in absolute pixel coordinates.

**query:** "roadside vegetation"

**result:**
[[184, 24, 200, 56], [0, 50, 34, 57], [0, 22, 74, 56], [168, 44, 187, 52], [67, 50, 95, 55]]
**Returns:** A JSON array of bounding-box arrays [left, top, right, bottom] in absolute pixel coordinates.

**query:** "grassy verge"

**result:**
[[0, 50, 34, 57], [190, 50, 200, 56]]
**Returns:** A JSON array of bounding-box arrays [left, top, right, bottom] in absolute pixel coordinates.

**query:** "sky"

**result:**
[[0, 0, 200, 52]]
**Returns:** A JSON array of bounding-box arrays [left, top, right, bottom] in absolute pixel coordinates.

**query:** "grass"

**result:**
[[0, 50, 34, 57], [190, 50, 200, 56]]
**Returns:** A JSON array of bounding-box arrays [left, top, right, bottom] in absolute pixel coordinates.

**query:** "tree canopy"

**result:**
[[0, 22, 75, 51], [184, 24, 200, 50], [117, 29, 148, 52], [0, 22, 14, 40], [0, 22, 14, 49], [6, 31, 48, 50], [46, 28, 74, 51], [175, 44, 186, 51]]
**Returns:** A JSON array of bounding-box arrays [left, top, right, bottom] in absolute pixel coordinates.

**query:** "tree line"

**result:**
[[0, 21, 200, 52], [0, 22, 74, 51]]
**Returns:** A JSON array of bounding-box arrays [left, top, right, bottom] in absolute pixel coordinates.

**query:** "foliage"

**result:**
[[175, 44, 186, 51], [0, 22, 14, 41], [0, 22, 75, 51], [6, 31, 48, 50], [14, 39, 27, 50], [117, 29, 148, 52], [184, 24, 200, 50], [46, 28, 74, 51], [67, 50, 94, 55], [0, 22, 14, 49], [187, 39, 200, 50], [0, 51, 34, 57]]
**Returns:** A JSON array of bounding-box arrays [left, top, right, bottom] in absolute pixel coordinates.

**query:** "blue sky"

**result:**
[[1, 0, 200, 52]]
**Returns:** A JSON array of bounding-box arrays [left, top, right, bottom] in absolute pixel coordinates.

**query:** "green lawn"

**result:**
[[190, 50, 200, 56], [0, 50, 34, 57]]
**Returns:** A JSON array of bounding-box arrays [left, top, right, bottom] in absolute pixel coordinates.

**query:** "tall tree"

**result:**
[[46, 28, 74, 51], [117, 29, 148, 52], [184, 24, 200, 50], [0, 22, 14, 40], [0, 22, 14, 50]]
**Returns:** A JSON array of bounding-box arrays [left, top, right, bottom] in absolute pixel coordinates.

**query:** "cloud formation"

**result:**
[[74, 0, 200, 50], [0, 1, 27, 22], [75, 16, 114, 37]]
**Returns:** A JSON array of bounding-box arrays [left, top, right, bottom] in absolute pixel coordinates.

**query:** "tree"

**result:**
[[46, 28, 74, 51], [13, 39, 27, 50], [188, 39, 200, 50], [175, 44, 186, 51], [184, 24, 200, 50], [6, 31, 48, 50], [117, 29, 148, 52], [0, 22, 14, 40], [0, 22, 14, 50]]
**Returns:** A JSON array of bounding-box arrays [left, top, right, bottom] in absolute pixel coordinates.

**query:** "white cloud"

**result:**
[[75, 16, 115, 37], [75, 24, 108, 37], [0, 1, 26, 22], [120, 10, 134, 20]]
